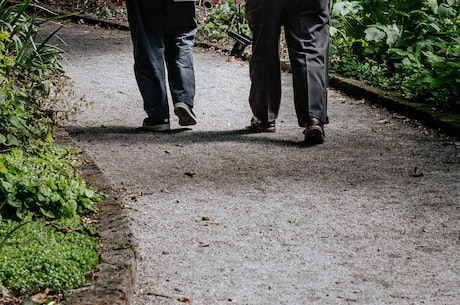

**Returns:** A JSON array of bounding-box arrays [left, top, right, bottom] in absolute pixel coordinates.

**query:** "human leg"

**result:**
[[165, 2, 197, 126], [245, 0, 283, 125], [284, 0, 330, 129], [126, 0, 171, 125]]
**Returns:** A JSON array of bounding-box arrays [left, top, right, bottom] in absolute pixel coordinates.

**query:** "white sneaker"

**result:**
[[174, 102, 196, 126]]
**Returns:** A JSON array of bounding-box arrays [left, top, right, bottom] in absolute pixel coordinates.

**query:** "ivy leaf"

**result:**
[[7, 196, 22, 208], [2, 180, 13, 192], [40, 207, 56, 219], [6, 134, 20, 146]]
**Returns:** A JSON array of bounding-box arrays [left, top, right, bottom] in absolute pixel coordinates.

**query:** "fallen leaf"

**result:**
[[178, 297, 191, 303], [0, 296, 22, 305], [355, 99, 366, 105], [31, 288, 58, 303], [227, 56, 235, 62], [413, 167, 424, 177], [337, 296, 357, 302], [203, 221, 220, 226], [1, 285, 11, 297]]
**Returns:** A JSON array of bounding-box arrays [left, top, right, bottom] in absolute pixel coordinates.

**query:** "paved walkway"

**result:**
[[57, 22, 459, 305]]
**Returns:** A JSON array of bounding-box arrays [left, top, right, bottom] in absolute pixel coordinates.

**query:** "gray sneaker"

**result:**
[[142, 118, 170, 132], [174, 102, 196, 126]]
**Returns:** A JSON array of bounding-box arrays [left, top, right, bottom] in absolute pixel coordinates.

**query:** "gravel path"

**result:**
[[55, 21, 459, 305]]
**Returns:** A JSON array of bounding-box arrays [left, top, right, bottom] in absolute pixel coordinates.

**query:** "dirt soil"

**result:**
[[40, 17, 460, 305]]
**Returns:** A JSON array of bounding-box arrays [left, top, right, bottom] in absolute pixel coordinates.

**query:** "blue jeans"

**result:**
[[126, 0, 197, 121], [246, 0, 330, 126]]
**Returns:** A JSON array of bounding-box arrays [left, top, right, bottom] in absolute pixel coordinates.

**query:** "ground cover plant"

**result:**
[[0, 0, 103, 302], [0, 220, 99, 296]]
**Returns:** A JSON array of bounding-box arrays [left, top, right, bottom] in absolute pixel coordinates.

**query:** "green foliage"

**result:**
[[197, 2, 249, 40], [0, 75, 53, 149], [330, 0, 460, 109], [0, 1, 102, 298], [0, 219, 99, 296], [199, 1, 459, 109], [0, 145, 103, 220], [0, 1, 102, 223], [0, 0, 77, 150]]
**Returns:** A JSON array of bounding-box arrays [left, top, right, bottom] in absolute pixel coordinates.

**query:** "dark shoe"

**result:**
[[246, 116, 276, 133], [174, 102, 196, 126], [304, 118, 324, 144], [142, 117, 170, 132]]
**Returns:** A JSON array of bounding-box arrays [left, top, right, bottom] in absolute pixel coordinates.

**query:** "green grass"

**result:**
[[0, 219, 99, 296]]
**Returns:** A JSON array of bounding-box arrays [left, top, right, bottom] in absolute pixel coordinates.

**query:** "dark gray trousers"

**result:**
[[126, 0, 197, 121], [245, 0, 330, 126]]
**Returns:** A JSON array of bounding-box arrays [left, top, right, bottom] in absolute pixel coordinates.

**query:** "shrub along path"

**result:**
[[53, 21, 459, 304]]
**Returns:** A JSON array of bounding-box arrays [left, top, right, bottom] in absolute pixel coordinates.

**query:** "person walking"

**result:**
[[108, 0, 198, 131], [244, 0, 330, 144]]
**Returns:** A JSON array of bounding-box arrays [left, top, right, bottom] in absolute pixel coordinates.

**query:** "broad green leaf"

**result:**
[[7, 197, 22, 208], [9, 116, 22, 129], [422, 50, 445, 64], [383, 24, 401, 46], [84, 188, 95, 198], [62, 200, 78, 217], [365, 27, 385, 43], [0, 159, 8, 174], [1, 180, 13, 192], [40, 207, 56, 218], [426, 0, 439, 14], [39, 185, 52, 197], [332, 1, 362, 17], [6, 134, 19, 146], [438, 4, 457, 18]]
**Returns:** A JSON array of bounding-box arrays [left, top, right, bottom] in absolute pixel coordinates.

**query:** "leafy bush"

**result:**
[[0, 219, 99, 296], [0, 145, 102, 220], [0, 0, 78, 149], [197, 1, 249, 40], [0, 0, 103, 222], [330, 0, 460, 109], [0, 1, 103, 298]]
